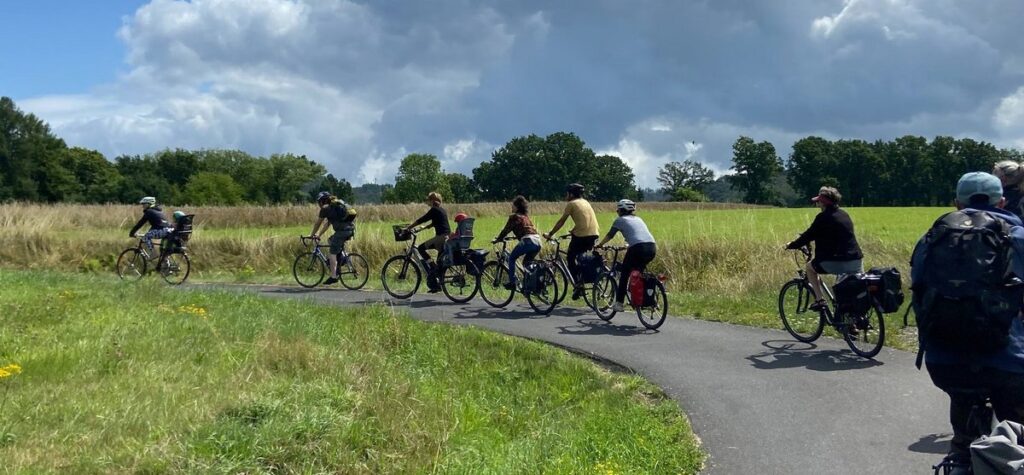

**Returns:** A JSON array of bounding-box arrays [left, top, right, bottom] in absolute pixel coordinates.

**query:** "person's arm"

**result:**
[[596, 223, 620, 248], [544, 212, 571, 239], [786, 214, 823, 250], [495, 215, 515, 242], [408, 209, 434, 231], [129, 216, 146, 237], [310, 217, 326, 238]]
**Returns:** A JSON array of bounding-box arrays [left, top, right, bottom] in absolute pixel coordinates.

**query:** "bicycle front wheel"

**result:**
[[844, 306, 885, 359], [526, 265, 560, 315], [636, 278, 668, 330], [778, 279, 825, 342], [293, 252, 326, 288], [338, 253, 369, 290], [479, 261, 515, 308], [159, 253, 191, 285], [381, 255, 421, 299], [441, 263, 479, 303], [592, 273, 618, 321], [116, 248, 147, 281]]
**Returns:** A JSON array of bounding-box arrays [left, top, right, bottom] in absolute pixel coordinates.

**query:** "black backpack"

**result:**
[[913, 210, 1024, 366]]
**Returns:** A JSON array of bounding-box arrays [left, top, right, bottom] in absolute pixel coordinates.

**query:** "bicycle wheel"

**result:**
[[441, 263, 480, 303], [479, 261, 515, 308], [526, 265, 560, 315], [381, 255, 421, 299], [844, 306, 885, 359], [292, 252, 326, 288], [116, 248, 147, 281], [159, 253, 191, 285], [592, 273, 618, 321], [636, 279, 668, 330], [338, 253, 369, 290], [778, 279, 825, 342], [552, 262, 570, 305]]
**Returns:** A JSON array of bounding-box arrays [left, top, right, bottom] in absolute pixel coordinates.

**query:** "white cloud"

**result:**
[[441, 138, 495, 174]]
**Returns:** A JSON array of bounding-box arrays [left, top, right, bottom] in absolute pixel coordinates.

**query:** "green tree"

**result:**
[[387, 154, 452, 203], [657, 160, 715, 196], [671, 188, 708, 202], [115, 155, 175, 204], [588, 154, 640, 201], [265, 154, 328, 204], [61, 147, 123, 203], [786, 136, 835, 202], [729, 136, 783, 204], [182, 172, 244, 205], [446, 172, 479, 203], [0, 97, 69, 201]]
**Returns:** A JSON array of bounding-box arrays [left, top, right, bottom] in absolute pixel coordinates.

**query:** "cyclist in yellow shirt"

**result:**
[[543, 183, 600, 299]]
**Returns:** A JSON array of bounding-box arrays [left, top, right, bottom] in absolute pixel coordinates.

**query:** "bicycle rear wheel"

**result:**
[[338, 253, 369, 290], [526, 265, 560, 315], [441, 263, 480, 303], [844, 306, 885, 359], [159, 253, 191, 285], [381, 255, 421, 299], [552, 262, 570, 305], [636, 278, 668, 330], [778, 279, 825, 342], [293, 252, 326, 288], [479, 261, 514, 308], [591, 273, 618, 321], [116, 248, 146, 281]]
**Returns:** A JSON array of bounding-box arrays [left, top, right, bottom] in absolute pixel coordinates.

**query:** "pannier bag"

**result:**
[[642, 274, 661, 308], [913, 210, 1023, 358], [867, 266, 904, 313], [834, 273, 874, 318], [522, 262, 544, 293], [464, 249, 488, 276], [577, 252, 605, 284], [629, 271, 644, 306]]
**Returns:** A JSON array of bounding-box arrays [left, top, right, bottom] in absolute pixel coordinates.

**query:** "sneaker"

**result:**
[[427, 287, 442, 294], [809, 299, 826, 311], [612, 302, 625, 312], [571, 287, 584, 301], [324, 276, 339, 285], [503, 281, 516, 291]]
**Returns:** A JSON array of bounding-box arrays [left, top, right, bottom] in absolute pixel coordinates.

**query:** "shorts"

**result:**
[[812, 259, 862, 275], [328, 233, 349, 255]]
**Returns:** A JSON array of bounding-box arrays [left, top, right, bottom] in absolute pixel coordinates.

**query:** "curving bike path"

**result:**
[[203, 284, 950, 474]]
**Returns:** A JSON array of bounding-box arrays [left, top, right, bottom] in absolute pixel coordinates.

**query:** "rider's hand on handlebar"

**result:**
[[783, 241, 793, 251]]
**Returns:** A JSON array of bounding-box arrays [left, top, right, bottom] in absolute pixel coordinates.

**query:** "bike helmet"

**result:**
[[316, 191, 331, 204], [566, 183, 585, 195], [454, 212, 468, 223], [139, 196, 156, 206], [173, 210, 187, 221], [616, 199, 636, 212]]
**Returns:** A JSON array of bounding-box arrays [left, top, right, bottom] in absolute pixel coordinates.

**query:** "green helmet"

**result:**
[[173, 211, 187, 221]]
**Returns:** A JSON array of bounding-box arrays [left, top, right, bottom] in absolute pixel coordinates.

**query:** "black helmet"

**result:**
[[566, 183, 585, 195], [316, 191, 331, 204]]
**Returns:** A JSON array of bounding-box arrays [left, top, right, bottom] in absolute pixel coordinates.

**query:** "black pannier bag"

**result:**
[[464, 249, 488, 276], [867, 266, 904, 313], [642, 274, 660, 308], [577, 252, 605, 284], [834, 273, 874, 317]]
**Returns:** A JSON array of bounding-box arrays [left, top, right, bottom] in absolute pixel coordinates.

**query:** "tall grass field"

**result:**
[[0, 270, 702, 473], [1, 202, 934, 347]]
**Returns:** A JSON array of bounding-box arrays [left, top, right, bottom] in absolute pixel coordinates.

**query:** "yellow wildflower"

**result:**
[[0, 364, 20, 379]]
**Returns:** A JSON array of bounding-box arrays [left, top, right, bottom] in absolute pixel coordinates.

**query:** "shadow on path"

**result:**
[[746, 340, 884, 371], [453, 306, 549, 320], [909, 433, 952, 455], [557, 318, 656, 337]]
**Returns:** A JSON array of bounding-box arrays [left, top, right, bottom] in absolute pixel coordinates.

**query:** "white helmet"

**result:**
[[616, 199, 636, 212], [139, 196, 157, 206]]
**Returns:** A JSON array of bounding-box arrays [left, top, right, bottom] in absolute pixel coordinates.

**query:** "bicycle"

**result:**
[[590, 245, 669, 329], [932, 389, 997, 474], [541, 234, 598, 308], [116, 236, 191, 285], [778, 246, 885, 358], [292, 236, 369, 290], [380, 225, 480, 303], [478, 237, 561, 315]]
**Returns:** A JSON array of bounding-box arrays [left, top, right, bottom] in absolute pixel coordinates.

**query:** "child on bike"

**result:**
[[494, 196, 542, 290], [129, 196, 172, 255], [309, 191, 356, 285], [595, 199, 656, 312], [405, 192, 450, 293], [543, 183, 600, 299]]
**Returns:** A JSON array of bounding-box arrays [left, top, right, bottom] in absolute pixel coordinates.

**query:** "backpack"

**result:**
[[867, 267, 904, 313], [330, 201, 355, 237], [912, 210, 1024, 366]]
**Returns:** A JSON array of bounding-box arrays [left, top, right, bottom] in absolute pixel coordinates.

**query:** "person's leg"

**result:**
[[567, 236, 597, 298], [806, 261, 826, 307], [617, 246, 641, 304], [507, 242, 529, 285], [927, 363, 979, 460]]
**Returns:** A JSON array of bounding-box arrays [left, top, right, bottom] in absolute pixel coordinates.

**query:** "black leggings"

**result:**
[[566, 235, 598, 282], [617, 242, 656, 303]]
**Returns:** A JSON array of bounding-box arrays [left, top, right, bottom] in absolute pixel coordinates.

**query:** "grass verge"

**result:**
[[0, 270, 703, 473]]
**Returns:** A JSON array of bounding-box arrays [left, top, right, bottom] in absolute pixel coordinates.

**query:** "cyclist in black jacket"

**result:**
[[129, 196, 172, 254], [785, 186, 863, 310], [405, 191, 450, 292]]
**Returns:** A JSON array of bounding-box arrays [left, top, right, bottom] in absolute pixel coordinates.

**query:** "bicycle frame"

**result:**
[[545, 234, 579, 288], [490, 238, 530, 286], [300, 236, 356, 276]]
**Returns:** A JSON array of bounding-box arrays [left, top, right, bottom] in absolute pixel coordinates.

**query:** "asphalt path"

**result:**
[[201, 284, 951, 474]]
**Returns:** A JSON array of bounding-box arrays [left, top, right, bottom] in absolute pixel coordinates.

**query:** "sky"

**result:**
[[3, 0, 1024, 188]]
